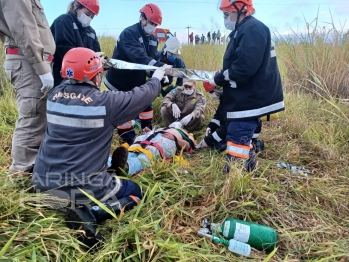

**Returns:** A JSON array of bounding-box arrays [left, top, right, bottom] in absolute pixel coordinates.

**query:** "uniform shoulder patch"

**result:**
[[191, 98, 196, 104]]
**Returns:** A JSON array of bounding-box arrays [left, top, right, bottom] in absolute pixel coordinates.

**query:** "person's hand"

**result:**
[[163, 64, 173, 69], [163, 76, 169, 83], [196, 139, 208, 149], [152, 67, 166, 81], [39, 72, 54, 93], [142, 127, 151, 134], [180, 114, 193, 126], [205, 127, 211, 136], [172, 103, 181, 119], [96, 51, 112, 69]]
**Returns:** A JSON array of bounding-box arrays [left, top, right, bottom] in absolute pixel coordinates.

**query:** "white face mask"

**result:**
[[78, 13, 92, 28], [184, 89, 194, 95], [224, 16, 236, 31], [144, 23, 156, 35], [210, 92, 219, 99]]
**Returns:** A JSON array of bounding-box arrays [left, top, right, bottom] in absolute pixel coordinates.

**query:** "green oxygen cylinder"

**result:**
[[211, 217, 278, 253]]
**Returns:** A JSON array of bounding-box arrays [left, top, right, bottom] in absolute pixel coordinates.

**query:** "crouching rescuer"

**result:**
[[31, 47, 168, 247]]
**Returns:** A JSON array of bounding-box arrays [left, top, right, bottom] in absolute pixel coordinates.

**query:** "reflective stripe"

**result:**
[[139, 110, 153, 120], [86, 32, 95, 39], [212, 131, 223, 142], [73, 23, 78, 29], [47, 113, 104, 128], [226, 141, 251, 159], [139, 37, 143, 43], [227, 101, 284, 119], [99, 176, 122, 203], [211, 119, 220, 126], [229, 80, 237, 88], [271, 50, 276, 58], [234, 31, 238, 39], [104, 78, 119, 91], [148, 59, 157, 66], [117, 120, 133, 130], [47, 101, 106, 116], [149, 40, 157, 46], [252, 133, 260, 139]]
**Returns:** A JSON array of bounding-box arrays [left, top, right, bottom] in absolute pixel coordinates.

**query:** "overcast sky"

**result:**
[[41, 0, 349, 43]]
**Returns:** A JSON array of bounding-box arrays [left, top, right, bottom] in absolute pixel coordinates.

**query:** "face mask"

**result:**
[[184, 89, 194, 95], [210, 92, 219, 99], [167, 55, 176, 63], [78, 13, 92, 28], [144, 23, 156, 35], [224, 16, 236, 31]]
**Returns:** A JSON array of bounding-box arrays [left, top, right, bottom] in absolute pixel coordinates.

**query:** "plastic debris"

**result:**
[[276, 162, 310, 176]]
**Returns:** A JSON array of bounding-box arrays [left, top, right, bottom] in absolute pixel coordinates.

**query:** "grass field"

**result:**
[[0, 28, 348, 261]]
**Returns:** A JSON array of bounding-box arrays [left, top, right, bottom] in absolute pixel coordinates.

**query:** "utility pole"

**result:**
[[186, 25, 191, 45]]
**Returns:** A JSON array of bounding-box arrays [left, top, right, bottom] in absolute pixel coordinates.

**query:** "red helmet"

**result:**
[[203, 82, 215, 93], [219, 0, 255, 16], [140, 3, 162, 25], [76, 0, 100, 15], [61, 47, 103, 82]]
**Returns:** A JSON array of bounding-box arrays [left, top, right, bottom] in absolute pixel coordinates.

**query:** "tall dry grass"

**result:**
[[0, 28, 348, 261]]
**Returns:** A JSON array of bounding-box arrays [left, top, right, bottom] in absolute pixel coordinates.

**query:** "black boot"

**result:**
[[252, 139, 264, 154], [109, 146, 129, 176], [65, 205, 104, 248]]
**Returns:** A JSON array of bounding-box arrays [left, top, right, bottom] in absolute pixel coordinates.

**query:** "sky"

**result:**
[[40, 0, 349, 43]]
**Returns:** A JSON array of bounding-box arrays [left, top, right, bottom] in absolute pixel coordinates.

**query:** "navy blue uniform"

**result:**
[[32, 78, 162, 204], [50, 13, 101, 87], [213, 16, 284, 173], [158, 52, 186, 97], [104, 22, 164, 145]]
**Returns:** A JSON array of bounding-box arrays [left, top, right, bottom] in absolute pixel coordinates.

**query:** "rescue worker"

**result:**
[[104, 3, 169, 145], [210, 0, 284, 174], [197, 82, 264, 153], [109, 125, 196, 177], [159, 37, 186, 97], [50, 0, 101, 87], [161, 79, 205, 132], [31, 47, 167, 246], [0, 0, 55, 172]]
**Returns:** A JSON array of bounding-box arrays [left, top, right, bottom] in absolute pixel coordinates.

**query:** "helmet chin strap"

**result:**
[[232, 2, 246, 29]]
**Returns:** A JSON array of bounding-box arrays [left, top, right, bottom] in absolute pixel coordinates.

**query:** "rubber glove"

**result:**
[[205, 127, 211, 136], [152, 67, 166, 81], [39, 72, 54, 93], [172, 103, 181, 119], [180, 114, 193, 126], [196, 139, 209, 149]]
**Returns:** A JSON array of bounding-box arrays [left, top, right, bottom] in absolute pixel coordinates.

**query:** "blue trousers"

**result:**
[[225, 119, 260, 172]]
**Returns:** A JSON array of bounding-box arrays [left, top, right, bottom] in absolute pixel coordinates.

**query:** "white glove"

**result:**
[[96, 52, 105, 63], [229, 80, 237, 88], [163, 76, 169, 83], [169, 121, 183, 129], [152, 67, 166, 81], [172, 103, 181, 119], [163, 64, 173, 69], [196, 139, 208, 149], [39, 72, 54, 93], [180, 114, 193, 126], [223, 69, 230, 81], [205, 127, 211, 136]]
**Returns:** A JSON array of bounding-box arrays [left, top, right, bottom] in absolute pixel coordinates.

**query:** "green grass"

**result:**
[[0, 31, 349, 261]]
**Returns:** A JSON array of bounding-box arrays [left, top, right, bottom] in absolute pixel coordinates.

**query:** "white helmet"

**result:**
[[164, 37, 182, 55]]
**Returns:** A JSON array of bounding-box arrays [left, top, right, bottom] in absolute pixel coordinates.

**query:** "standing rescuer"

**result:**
[[50, 0, 101, 87], [210, 0, 284, 174], [0, 0, 55, 172], [104, 3, 170, 145]]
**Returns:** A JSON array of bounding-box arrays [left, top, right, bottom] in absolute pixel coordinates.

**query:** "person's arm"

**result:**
[[161, 89, 176, 108], [191, 93, 206, 118], [224, 25, 268, 86], [2, 0, 52, 75], [122, 30, 164, 66], [51, 15, 77, 62], [108, 78, 162, 126]]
